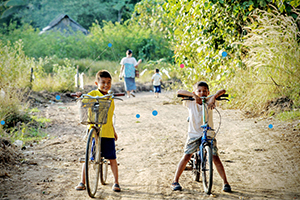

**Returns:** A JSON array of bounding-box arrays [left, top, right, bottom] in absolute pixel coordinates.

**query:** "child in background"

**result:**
[[151, 69, 162, 98]]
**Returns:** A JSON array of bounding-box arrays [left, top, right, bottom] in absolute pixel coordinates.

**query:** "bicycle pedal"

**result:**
[[79, 158, 85, 163], [107, 162, 120, 166]]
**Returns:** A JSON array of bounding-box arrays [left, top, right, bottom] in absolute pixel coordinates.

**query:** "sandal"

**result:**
[[223, 184, 232, 192], [171, 182, 182, 191], [112, 183, 121, 192], [75, 182, 86, 190]]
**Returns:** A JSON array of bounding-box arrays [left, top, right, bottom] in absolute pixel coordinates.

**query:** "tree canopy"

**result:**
[[134, 0, 300, 86], [0, 0, 141, 29]]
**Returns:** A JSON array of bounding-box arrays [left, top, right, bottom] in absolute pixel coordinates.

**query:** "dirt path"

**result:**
[[1, 92, 300, 200]]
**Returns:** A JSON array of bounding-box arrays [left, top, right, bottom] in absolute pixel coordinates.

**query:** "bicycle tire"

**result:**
[[85, 128, 101, 198], [193, 152, 200, 182], [100, 158, 108, 185], [202, 145, 213, 194]]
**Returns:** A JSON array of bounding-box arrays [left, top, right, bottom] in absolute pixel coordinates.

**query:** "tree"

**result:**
[[1, 0, 142, 29], [134, 0, 300, 86]]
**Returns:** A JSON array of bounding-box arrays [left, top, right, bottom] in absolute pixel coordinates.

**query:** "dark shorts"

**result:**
[[101, 138, 116, 160], [154, 85, 161, 93]]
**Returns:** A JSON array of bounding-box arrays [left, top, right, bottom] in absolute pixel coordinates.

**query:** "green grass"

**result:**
[[29, 107, 40, 113], [30, 115, 51, 123], [276, 111, 300, 121]]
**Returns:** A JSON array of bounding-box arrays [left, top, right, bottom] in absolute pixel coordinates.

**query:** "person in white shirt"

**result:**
[[151, 69, 162, 98], [119, 49, 142, 98], [171, 81, 231, 193]]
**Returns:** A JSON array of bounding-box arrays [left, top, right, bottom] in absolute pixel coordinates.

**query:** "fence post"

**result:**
[[76, 65, 79, 89], [79, 73, 84, 89], [29, 68, 33, 89]]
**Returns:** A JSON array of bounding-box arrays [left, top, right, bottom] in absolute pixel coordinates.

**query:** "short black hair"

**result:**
[[127, 49, 132, 55], [155, 68, 159, 73], [96, 70, 112, 82], [193, 81, 209, 91]]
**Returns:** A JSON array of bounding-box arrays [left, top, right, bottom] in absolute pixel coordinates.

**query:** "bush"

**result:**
[[0, 40, 49, 142], [0, 21, 174, 62], [223, 7, 300, 116]]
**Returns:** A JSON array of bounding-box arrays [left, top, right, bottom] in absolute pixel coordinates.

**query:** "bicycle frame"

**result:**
[[179, 93, 228, 194], [199, 97, 214, 169]]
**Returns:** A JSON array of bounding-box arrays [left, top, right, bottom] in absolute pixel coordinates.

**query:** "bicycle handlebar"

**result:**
[[177, 94, 229, 101], [69, 92, 126, 99]]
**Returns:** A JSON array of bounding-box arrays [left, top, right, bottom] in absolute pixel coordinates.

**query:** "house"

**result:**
[[39, 14, 89, 35]]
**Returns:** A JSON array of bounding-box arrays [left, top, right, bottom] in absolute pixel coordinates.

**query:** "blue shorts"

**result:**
[[154, 85, 161, 93], [101, 138, 116, 159]]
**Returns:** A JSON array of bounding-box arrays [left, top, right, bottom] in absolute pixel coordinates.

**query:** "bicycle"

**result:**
[[73, 91, 124, 198], [178, 93, 229, 194]]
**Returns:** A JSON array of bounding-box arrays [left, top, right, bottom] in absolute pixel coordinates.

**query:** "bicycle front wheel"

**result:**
[[202, 145, 213, 194], [85, 128, 101, 198], [100, 158, 108, 185]]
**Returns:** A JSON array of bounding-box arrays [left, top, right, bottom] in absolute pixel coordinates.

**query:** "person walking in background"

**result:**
[[119, 49, 142, 98], [151, 68, 162, 98]]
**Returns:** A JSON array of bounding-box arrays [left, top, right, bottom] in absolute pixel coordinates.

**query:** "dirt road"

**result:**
[[1, 92, 300, 199]]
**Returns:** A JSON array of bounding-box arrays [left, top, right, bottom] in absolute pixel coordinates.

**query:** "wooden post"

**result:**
[[30, 68, 33, 89], [76, 65, 79, 89], [79, 73, 84, 89]]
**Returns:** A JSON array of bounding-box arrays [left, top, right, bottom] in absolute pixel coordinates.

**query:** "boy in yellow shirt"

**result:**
[[75, 70, 121, 192]]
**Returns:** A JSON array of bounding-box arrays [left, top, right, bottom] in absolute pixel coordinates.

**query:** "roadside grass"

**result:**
[[1, 111, 50, 146], [276, 111, 300, 121], [220, 7, 300, 119]]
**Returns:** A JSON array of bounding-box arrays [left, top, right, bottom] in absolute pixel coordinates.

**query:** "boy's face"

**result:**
[[194, 86, 209, 97], [95, 77, 111, 94]]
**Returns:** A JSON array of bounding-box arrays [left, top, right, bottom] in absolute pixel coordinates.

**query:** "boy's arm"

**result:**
[[207, 89, 226, 109], [177, 90, 202, 105], [113, 126, 118, 141]]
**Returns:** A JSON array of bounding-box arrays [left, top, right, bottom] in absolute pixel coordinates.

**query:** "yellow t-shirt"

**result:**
[[87, 90, 115, 138]]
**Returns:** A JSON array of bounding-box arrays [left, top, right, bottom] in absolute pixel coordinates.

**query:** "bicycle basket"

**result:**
[[78, 98, 112, 125]]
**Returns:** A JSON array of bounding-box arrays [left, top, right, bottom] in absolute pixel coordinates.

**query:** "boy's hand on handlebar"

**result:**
[[76, 92, 82, 97], [193, 93, 202, 105], [207, 96, 216, 109]]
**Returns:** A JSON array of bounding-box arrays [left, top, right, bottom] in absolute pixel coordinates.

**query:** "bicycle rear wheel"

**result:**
[[192, 152, 200, 182], [202, 145, 213, 194], [85, 128, 101, 198], [100, 158, 108, 185]]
